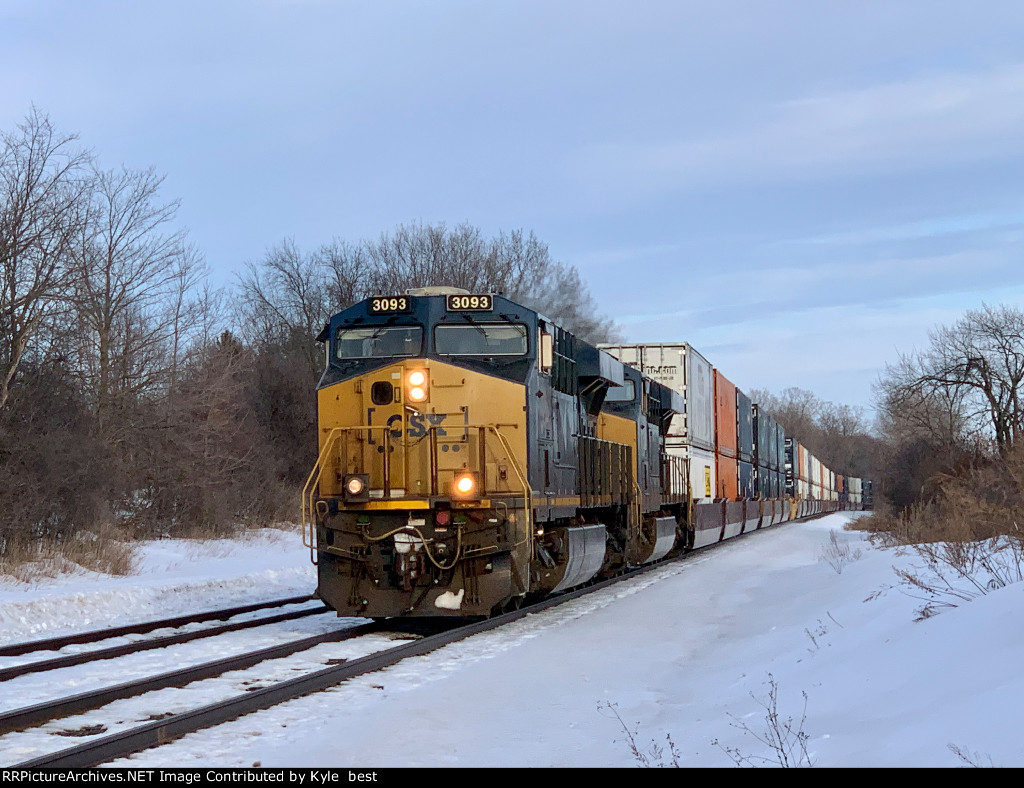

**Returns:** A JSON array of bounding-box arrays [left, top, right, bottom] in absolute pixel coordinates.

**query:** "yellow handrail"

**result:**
[[300, 422, 530, 564]]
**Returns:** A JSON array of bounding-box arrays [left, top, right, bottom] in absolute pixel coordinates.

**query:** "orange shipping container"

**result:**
[[714, 370, 738, 458], [716, 453, 739, 500]]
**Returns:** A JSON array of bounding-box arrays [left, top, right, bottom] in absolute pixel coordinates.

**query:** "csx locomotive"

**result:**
[[302, 287, 858, 619]]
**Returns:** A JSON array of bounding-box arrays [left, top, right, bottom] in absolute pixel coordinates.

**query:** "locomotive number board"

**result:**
[[446, 294, 493, 312], [368, 296, 412, 314]]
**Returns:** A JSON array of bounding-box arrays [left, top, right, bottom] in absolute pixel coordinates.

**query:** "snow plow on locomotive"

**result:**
[[302, 288, 868, 619]]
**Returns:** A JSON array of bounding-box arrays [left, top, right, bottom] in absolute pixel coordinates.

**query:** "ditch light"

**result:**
[[343, 473, 370, 502], [451, 471, 481, 501]]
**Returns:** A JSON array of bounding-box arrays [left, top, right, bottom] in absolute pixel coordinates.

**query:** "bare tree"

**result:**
[[237, 222, 620, 386], [749, 387, 823, 447], [880, 304, 1024, 455], [70, 165, 194, 420], [317, 238, 373, 312], [0, 108, 91, 411], [874, 353, 976, 454], [164, 245, 209, 391], [816, 401, 869, 471], [319, 222, 620, 343], [235, 238, 332, 380]]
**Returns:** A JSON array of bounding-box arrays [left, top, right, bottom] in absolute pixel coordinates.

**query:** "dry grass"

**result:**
[[0, 524, 136, 582], [853, 445, 1024, 620], [0, 487, 299, 582], [857, 443, 1024, 547]]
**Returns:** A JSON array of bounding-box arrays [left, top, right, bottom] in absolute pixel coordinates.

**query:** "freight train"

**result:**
[[302, 288, 869, 619]]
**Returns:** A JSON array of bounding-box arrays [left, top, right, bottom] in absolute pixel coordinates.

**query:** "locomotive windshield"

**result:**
[[434, 324, 528, 356], [335, 326, 423, 359], [605, 379, 636, 402]]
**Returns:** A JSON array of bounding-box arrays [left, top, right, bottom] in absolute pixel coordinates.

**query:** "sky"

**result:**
[[4, 1, 1024, 411], [0, 514, 1020, 768]]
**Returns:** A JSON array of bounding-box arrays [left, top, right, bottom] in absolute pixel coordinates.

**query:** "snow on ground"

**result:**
[[3, 514, 1022, 768], [0, 528, 316, 645]]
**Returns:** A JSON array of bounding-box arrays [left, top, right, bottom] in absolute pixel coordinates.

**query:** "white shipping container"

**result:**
[[684, 445, 716, 504], [600, 342, 715, 452]]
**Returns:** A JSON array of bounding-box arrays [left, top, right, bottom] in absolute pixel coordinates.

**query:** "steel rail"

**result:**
[[0, 621, 385, 735], [0, 604, 329, 681], [0, 594, 316, 658]]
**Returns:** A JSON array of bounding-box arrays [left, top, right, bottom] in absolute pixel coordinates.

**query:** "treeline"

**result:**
[[0, 109, 615, 557], [746, 387, 883, 482], [868, 303, 1024, 542]]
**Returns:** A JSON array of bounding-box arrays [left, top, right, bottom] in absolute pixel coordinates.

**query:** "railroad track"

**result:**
[[0, 594, 318, 660], [5, 514, 840, 768], [4, 553, 687, 768], [0, 619, 383, 736]]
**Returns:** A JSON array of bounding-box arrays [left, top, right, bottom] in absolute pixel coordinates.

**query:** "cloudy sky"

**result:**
[[5, 1, 1024, 412]]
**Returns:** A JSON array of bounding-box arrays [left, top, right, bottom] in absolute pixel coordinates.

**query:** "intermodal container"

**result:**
[[717, 453, 739, 500], [736, 389, 753, 463], [753, 404, 771, 471], [738, 459, 755, 499], [714, 370, 738, 459], [690, 445, 717, 502], [599, 342, 714, 452], [784, 438, 797, 496], [600, 342, 717, 502]]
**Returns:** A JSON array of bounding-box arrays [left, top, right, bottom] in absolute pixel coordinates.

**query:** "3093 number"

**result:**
[[369, 296, 410, 314], [446, 294, 492, 312]]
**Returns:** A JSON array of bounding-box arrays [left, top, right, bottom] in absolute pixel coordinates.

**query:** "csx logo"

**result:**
[[366, 408, 451, 441]]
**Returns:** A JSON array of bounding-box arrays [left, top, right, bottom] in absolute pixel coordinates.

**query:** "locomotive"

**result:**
[[302, 287, 863, 619]]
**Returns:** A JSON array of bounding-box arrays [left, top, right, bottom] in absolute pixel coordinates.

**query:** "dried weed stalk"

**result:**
[[712, 673, 814, 768], [599, 701, 682, 768]]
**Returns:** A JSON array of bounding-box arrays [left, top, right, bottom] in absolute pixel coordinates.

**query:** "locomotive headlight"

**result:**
[[343, 473, 370, 502], [451, 471, 480, 500], [406, 369, 429, 403]]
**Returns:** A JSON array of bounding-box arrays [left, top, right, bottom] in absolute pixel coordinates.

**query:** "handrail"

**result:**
[[300, 422, 530, 565], [301, 425, 400, 564], [485, 425, 532, 551]]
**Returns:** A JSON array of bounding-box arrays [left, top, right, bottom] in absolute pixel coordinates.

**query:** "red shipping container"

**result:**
[[716, 453, 739, 500], [714, 370, 738, 459]]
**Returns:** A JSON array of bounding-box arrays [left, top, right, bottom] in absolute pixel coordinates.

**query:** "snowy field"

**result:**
[[1, 515, 1020, 768]]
